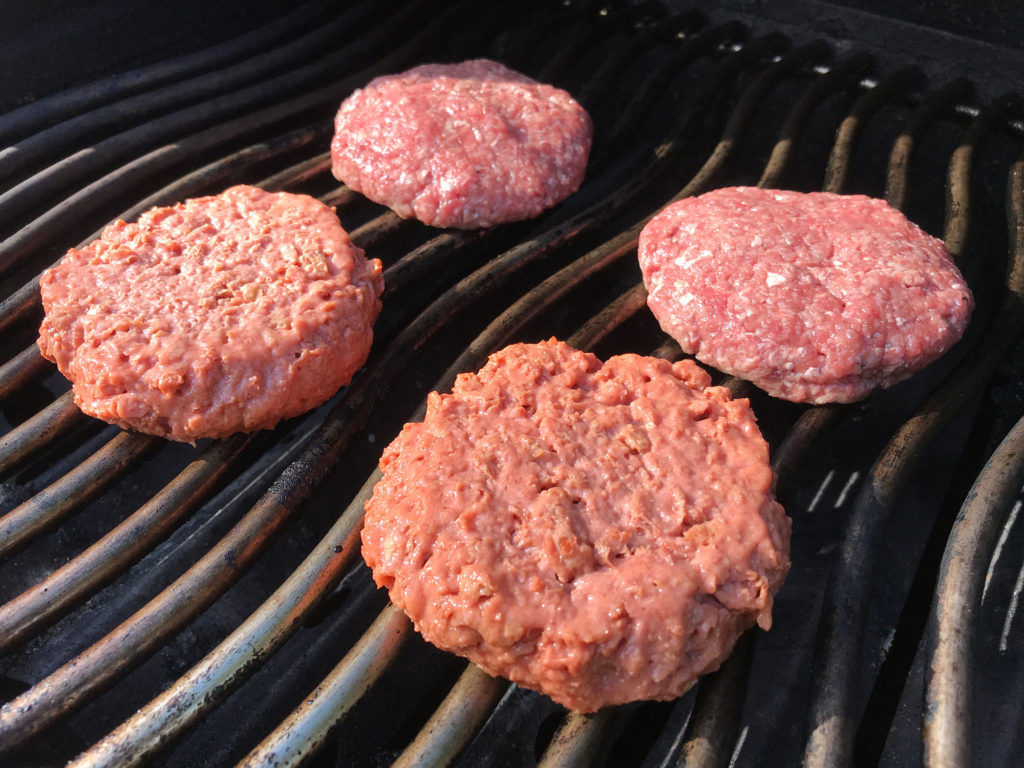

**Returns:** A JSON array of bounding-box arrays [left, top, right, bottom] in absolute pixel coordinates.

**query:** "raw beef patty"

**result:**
[[361, 338, 790, 712], [638, 187, 974, 403], [38, 185, 384, 442], [331, 59, 593, 229]]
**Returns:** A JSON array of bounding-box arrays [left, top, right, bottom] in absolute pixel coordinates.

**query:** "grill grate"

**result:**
[[2, 2, 1024, 766]]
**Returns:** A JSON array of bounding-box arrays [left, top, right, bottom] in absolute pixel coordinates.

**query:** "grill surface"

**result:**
[[2, 2, 1024, 767]]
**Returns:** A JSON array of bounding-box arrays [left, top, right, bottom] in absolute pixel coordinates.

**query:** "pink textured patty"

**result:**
[[331, 59, 593, 229], [638, 187, 974, 403], [38, 185, 384, 442], [362, 339, 790, 712]]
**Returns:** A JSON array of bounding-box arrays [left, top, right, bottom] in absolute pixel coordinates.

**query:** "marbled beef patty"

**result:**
[[361, 339, 790, 712], [638, 187, 974, 403], [330, 59, 592, 229], [38, 185, 384, 442]]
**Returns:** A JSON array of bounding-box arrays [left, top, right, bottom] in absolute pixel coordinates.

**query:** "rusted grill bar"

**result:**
[[2, 2, 1023, 767]]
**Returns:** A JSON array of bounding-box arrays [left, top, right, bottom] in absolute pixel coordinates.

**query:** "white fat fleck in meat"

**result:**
[[636, 186, 974, 404], [675, 292, 696, 307], [330, 59, 593, 229]]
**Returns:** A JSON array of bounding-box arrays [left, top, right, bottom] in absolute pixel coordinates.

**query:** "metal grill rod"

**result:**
[[234, 606, 413, 768], [822, 67, 920, 195], [389, 666, 506, 768], [0, 0, 467, 277], [924, 154, 1024, 767], [0, 0, 378, 191], [756, 52, 873, 189], [0, 434, 251, 653], [67, 459, 382, 768], [804, 104, 1024, 768], [536, 710, 614, 768], [6, 19, 688, 753], [675, 61, 917, 768], [528, 47, 872, 768], [0, 431, 155, 558], [0, 345, 51, 401], [924, 413, 1024, 766], [0, 392, 87, 475], [236, 38, 830, 768], [884, 79, 974, 213], [0, 0, 332, 145]]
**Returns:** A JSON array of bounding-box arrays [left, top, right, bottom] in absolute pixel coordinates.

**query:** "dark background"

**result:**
[[2, 0, 1023, 115], [0, 0, 297, 113]]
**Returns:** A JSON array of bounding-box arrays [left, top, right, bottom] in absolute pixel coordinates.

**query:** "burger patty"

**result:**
[[38, 185, 384, 442], [330, 59, 593, 229], [361, 339, 790, 713], [638, 187, 974, 403]]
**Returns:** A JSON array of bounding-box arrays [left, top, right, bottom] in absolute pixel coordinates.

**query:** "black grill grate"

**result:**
[[2, 2, 1024, 766]]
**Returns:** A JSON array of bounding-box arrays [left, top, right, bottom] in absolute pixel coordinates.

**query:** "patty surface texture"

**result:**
[[331, 59, 592, 229], [638, 187, 974, 403], [361, 339, 790, 712], [38, 185, 384, 441]]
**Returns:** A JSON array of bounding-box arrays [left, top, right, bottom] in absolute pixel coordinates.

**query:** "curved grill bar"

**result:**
[[536, 711, 614, 768], [215, 39, 841, 768], [0, 391, 88, 475], [534, 46, 880, 768], [0, 344, 51, 401], [0, 1, 378, 192], [755, 52, 874, 189], [388, 666, 506, 768], [0, 431, 156, 558], [0, 0, 468, 276], [0, 435, 251, 653], [803, 101, 1024, 768], [2, 3, 1023, 767], [924, 414, 1024, 767], [884, 78, 974, 213], [822, 67, 920, 195], [0, 1, 334, 145], [229, 606, 413, 768], [924, 151, 1024, 768], [44, 26, 789, 765]]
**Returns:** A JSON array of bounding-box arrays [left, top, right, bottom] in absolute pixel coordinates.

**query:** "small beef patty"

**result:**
[[638, 187, 974, 403], [38, 185, 384, 442], [330, 59, 592, 229], [362, 339, 790, 712]]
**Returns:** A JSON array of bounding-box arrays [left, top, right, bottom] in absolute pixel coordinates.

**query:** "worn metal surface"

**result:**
[[2, 2, 1023, 767]]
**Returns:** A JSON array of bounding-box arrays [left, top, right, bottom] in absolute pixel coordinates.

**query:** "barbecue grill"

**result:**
[[2, 1, 1023, 766]]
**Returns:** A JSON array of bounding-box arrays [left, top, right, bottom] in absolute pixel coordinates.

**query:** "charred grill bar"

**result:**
[[2, 1, 1024, 766]]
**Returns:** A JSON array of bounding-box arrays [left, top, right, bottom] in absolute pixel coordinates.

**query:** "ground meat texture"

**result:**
[[38, 185, 384, 442], [638, 187, 974, 404], [361, 339, 790, 713], [330, 59, 593, 229]]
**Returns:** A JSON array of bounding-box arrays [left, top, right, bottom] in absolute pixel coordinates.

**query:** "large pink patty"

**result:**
[[38, 185, 384, 442], [361, 339, 790, 712], [638, 187, 974, 403], [330, 59, 593, 229]]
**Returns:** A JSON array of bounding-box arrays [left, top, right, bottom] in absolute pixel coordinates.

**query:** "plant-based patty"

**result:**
[[361, 339, 790, 712], [38, 185, 384, 442], [331, 59, 593, 229], [638, 187, 974, 403]]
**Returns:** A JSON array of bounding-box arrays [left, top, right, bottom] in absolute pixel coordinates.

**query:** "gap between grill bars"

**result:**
[[2, 2, 1024, 767]]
